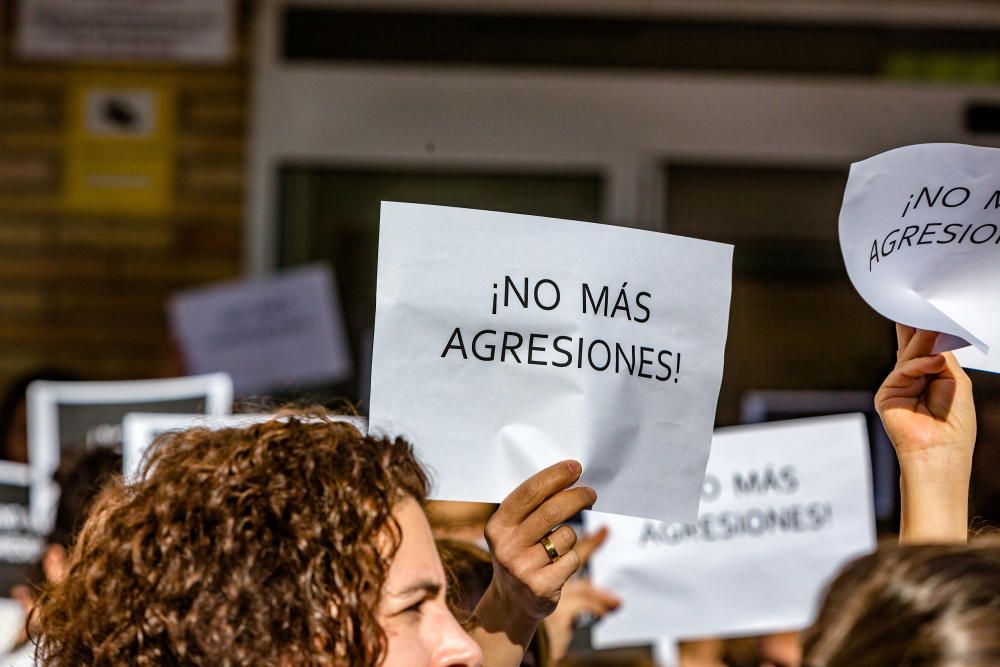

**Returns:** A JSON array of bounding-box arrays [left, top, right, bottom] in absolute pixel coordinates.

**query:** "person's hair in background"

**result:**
[[438, 538, 551, 667], [43, 445, 122, 584], [32, 412, 452, 665], [682, 632, 799, 667], [802, 537, 1000, 667], [556, 647, 655, 667], [0, 369, 81, 463], [427, 501, 497, 546]]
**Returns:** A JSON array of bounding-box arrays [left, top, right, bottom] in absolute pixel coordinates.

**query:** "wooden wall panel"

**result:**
[[0, 0, 250, 389]]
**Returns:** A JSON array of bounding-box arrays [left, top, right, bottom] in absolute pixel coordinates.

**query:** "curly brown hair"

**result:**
[[32, 412, 429, 666]]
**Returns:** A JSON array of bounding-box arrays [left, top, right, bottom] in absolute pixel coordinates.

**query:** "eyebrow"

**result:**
[[387, 580, 443, 598]]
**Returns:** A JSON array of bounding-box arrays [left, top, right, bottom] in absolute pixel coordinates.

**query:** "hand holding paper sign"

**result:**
[[469, 460, 596, 667], [543, 526, 621, 663], [370, 202, 732, 522], [875, 325, 975, 544], [839, 143, 1000, 372], [877, 326, 976, 456]]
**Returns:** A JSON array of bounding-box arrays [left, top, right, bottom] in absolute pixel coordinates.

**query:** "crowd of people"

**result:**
[[0, 323, 996, 666]]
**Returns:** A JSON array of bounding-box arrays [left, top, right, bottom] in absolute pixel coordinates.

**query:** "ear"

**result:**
[[42, 544, 68, 585]]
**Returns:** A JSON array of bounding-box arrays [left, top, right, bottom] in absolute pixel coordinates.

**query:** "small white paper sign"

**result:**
[[16, 0, 233, 64], [840, 143, 1000, 371], [122, 412, 368, 481], [370, 202, 732, 522], [27, 374, 233, 533], [586, 414, 876, 646], [169, 265, 353, 395]]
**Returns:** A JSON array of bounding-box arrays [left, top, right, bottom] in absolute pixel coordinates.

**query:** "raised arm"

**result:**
[[468, 461, 595, 666], [875, 325, 976, 544]]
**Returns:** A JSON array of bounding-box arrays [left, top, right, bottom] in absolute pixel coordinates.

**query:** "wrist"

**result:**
[[898, 449, 971, 545], [897, 446, 973, 492], [896, 443, 973, 469], [472, 582, 540, 647]]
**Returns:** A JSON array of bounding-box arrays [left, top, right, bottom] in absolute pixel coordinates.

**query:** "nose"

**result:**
[[432, 609, 483, 667]]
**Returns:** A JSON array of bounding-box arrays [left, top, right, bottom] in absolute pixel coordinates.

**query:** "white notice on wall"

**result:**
[[16, 0, 233, 64], [840, 143, 1000, 373], [586, 414, 876, 645], [369, 202, 732, 522], [169, 265, 353, 395]]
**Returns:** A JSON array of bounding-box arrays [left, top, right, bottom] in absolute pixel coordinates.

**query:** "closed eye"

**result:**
[[386, 580, 442, 616], [401, 598, 427, 614]]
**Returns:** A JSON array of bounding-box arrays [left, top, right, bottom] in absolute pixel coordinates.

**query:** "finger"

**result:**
[[495, 461, 583, 526], [878, 356, 945, 403], [899, 329, 940, 364], [896, 323, 916, 353], [518, 486, 597, 545], [573, 526, 609, 566], [876, 355, 946, 412], [534, 524, 578, 567], [572, 582, 622, 612], [939, 350, 970, 382], [588, 587, 622, 612], [571, 595, 621, 618], [546, 548, 582, 584], [887, 354, 947, 386], [876, 357, 948, 413]]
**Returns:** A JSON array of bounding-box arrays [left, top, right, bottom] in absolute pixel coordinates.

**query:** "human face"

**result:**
[[377, 497, 483, 667]]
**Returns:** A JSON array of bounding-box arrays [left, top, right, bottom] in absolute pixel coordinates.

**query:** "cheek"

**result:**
[[381, 621, 433, 667]]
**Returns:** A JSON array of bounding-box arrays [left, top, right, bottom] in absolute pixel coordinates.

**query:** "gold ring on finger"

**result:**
[[540, 535, 559, 563]]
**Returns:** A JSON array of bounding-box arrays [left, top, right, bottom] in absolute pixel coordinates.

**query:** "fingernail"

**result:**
[[566, 460, 582, 475]]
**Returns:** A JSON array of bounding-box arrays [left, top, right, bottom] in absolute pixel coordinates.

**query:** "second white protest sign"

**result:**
[[369, 202, 732, 522], [586, 414, 876, 645]]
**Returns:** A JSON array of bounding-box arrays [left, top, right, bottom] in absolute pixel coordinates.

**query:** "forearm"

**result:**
[[468, 584, 539, 667], [898, 448, 971, 544]]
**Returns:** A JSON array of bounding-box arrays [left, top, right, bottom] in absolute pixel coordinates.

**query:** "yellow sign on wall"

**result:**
[[64, 72, 176, 215]]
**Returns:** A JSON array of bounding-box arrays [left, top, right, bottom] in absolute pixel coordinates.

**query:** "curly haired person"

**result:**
[[33, 414, 596, 666]]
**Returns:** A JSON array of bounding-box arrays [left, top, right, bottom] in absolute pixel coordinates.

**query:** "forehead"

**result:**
[[386, 497, 446, 587]]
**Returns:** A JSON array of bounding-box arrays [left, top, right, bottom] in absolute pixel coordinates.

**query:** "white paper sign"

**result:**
[[954, 345, 1000, 374], [122, 412, 368, 481], [169, 265, 353, 395], [840, 143, 1000, 372], [653, 639, 680, 667], [370, 202, 732, 522], [27, 374, 233, 533], [16, 0, 233, 64], [0, 463, 43, 597], [586, 414, 876, 646]]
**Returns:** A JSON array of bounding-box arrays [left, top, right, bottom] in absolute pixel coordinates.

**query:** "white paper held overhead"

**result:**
[[369, 202, 732, 522], [586, 414, 876, 645], [839, 143, 1000, 372]]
